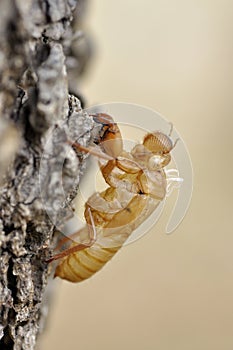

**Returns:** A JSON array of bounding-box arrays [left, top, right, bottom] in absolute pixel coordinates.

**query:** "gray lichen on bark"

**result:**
[[0, 1, 98, 349]]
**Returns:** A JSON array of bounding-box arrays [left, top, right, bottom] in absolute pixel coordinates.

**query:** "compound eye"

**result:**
[[148, 155, 163, 170]]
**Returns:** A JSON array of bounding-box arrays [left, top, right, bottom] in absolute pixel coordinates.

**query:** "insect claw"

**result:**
[[46, 256, 55, 264]]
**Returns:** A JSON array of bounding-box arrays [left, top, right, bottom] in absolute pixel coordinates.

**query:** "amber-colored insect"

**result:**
[[48, 113, 178, 282]]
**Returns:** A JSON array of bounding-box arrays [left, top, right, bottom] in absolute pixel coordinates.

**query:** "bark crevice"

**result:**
[[0, 1, 96, 349]]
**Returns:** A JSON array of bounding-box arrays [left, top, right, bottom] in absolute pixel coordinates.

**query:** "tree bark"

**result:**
[[0, 1, 98, 349]]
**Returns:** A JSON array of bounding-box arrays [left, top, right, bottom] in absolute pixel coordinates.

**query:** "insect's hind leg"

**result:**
[[46, 208, 97, 263], [54, 228, 83, 252]]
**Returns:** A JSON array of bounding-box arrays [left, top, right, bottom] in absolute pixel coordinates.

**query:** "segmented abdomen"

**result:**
[[55, 243, 119, 282], [55, 192, 161, 283]]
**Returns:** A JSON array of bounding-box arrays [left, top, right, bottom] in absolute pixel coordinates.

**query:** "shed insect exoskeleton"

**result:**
[[47, 113, 179, 282]]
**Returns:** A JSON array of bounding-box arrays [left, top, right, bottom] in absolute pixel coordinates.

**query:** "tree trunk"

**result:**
[[0, 1, 98, 349]]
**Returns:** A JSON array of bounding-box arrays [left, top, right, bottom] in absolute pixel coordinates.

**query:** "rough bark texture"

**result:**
[[0, 1, 98, 349]]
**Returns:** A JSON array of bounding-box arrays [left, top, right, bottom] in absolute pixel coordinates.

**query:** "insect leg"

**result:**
[[47, 208, 97, 263], [54, 229, 83, 252], [68, 140, 114, 161]]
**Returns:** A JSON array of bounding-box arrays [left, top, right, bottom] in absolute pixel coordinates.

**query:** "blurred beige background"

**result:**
[[43, 1, 233, 349]]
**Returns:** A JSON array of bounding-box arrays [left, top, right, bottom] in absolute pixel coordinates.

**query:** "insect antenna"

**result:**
[[168, 123, 179, 150], [172, 138, 179, 149], [168, 122, 173, 137]]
